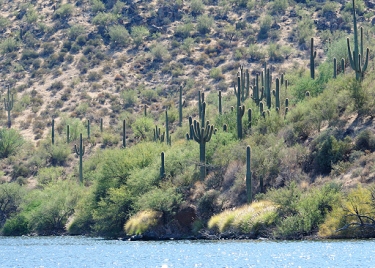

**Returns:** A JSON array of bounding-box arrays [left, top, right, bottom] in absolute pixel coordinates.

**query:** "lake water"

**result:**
[[1, 236, 374, 267]]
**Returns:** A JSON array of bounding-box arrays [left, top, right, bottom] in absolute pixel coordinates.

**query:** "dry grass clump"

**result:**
[[208, 201, 277, 234], [124, 210, 162, 235]]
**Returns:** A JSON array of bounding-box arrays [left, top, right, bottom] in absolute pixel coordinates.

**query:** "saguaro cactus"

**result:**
[[246, 145, 252, 203], [67, 125, 70, 143], [179, 86, 183, 127], [153, 125, 165, 142], [87, 119, 90, 139], [122, 119, 126, 148], [333, 58, 337, 79], [191, 119, 214, 180], [218, 90, 222, 115], [100, 118, 103, 133], [347, 0, 369, 81], [51, 119, 55, 145], [4, 85, 13, 128], [74, 133, 85, 184], [234, 75, 245, 139], [160, 152, 165, 179], [165, 109, 171, 145], [310, 37, 317, 79], [275, 78, 280, 111]]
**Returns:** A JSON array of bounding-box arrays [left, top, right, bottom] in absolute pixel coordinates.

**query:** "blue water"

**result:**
[[1, 236, 374, 267]]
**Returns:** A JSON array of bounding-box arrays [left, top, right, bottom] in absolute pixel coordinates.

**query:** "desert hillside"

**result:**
[[1, 0, 375, 239]]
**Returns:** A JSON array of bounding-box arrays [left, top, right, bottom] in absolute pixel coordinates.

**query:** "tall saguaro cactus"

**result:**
[[246, 145, 252, 204], [122, 119, 126, 148], [178, 86, 183, 127], [191, 119, 214, 180], [347, 0, 369, 81], [51, 119, 55, 145], [165, 110, 171, 145], [310, 37, 317, 79], [74, 133, 85, 184], [160, 152, 165, 179], [4, 85, 13, 128], [234, 75, 245, 139]]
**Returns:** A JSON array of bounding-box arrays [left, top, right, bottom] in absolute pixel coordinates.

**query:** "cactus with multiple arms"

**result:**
[[74, 133, 85, 184], [191, 117, 214, 180], [153, 125, 165, 142], [347, 0, 369, 81]]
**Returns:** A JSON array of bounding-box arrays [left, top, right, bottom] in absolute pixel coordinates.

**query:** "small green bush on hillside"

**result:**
[[131, 26, 149, 47], [0, 38, 18, 54], [53, 4, 74, 20], [0, 128, 24, 159], [196, 14, 214, 34], [109, 25, 131, 47]]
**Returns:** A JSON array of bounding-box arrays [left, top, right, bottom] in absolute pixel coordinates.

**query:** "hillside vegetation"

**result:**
[[1, 0, 375, 239]]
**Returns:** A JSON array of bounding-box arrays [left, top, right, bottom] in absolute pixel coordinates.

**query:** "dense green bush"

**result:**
[[0, 183, 26, 227], [355, 130, 375, 152], [196, 14, 214, 34], [109, 25, 131, 47], [0, 128, 24, 159], [312, 134, 352, 175], [53, 4, 74, 20], [131, 26, 149, 47], [265, 182, 341, 238], [26, 180, 83, 234]]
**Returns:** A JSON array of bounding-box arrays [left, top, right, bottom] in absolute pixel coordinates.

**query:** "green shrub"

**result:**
[[270, 0, 287, 15], [68, 25, 85, 40], [53, 4, 74, 20], [92, 12, 117, 26], [25, 6, 38, 24], [313, 135, 352, 175], [191, 0, 204, 15], [92, 186, 132, 237], [266, 182, 341, 238], [151, 43, 170, 61], [196, 14, 214, 34], [258, 15, 272, 39], [27, 180, 83, 234], [109, 25, 131, 47], [134, 187, 182, 219], [120, 89, 137, 108], [90, 0, 106, 13], [1, 38, 18, 54], [0, 183, 26, 227], [175, 23, 194, 38], [0, 15, 9, 30], [37, 167, 65, 185], [0, 128, 24, 159], [131, 117, 154, 141], [355, 129, 375, 152], [2, 214, 29, 236], [210, 67, 224, 80], [131, 26, 149, 47]]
